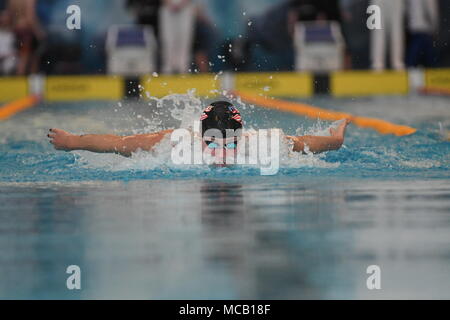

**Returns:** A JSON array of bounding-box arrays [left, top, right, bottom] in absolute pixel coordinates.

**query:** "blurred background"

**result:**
[[0, 0, 448, 76]]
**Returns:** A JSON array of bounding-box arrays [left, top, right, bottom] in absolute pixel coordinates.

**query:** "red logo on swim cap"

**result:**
[[231, 114, 242, 123], [228, 105, 239, 113]]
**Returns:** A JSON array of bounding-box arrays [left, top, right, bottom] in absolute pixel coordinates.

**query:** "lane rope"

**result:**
[[419, 87, 450, 97], [231, 90, 417, 136], [0, 95, 41, 121]]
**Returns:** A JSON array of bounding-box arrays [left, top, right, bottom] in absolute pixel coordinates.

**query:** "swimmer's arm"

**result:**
[[285, 135, 343, 154], [48, 128, 173, 157]]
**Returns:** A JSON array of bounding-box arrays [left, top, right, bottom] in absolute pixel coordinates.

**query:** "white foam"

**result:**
[[400, 160, 441, 169]]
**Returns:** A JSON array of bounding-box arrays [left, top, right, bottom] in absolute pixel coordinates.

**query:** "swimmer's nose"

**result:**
[[214, 151, 224, 161], [210, 148, 222, 157]]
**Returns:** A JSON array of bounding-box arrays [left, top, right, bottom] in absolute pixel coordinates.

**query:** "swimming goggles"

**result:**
[[205, 140, 238, 150]]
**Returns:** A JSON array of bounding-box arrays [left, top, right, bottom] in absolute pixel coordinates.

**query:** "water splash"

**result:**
[[0, 94, 448, 182]]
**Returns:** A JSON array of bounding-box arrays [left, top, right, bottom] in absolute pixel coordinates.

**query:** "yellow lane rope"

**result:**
[[232, 90, 417, 136], [0, 95, 41, 121]]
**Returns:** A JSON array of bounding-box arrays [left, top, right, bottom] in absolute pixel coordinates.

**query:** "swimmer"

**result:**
[[48, 101, 351, 164]]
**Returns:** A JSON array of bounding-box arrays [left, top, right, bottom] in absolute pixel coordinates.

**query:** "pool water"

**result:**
[[0, 94, 449, 299]]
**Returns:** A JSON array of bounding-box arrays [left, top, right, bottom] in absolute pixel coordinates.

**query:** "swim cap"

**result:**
[[200, 101, 243, 137]]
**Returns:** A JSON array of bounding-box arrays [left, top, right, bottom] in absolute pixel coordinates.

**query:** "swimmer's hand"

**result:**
[[287, 118, 351, 154], [329, 118, 351, 140], [48, 128, 77, 151]]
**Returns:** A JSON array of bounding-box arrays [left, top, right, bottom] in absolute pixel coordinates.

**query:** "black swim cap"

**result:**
[[200, 101, 243, 138]]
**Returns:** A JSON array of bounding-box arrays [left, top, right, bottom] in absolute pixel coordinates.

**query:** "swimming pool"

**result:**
[[0, 94, 449, 299]]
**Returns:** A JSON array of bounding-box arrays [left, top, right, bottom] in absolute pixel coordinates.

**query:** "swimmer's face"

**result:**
[[202, 136, 239, 167]]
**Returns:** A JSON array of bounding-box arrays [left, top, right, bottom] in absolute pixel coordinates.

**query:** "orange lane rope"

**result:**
[[231, 90, 417, 136], [0, 95, 41, 121], [419, 87, 450, 97]]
